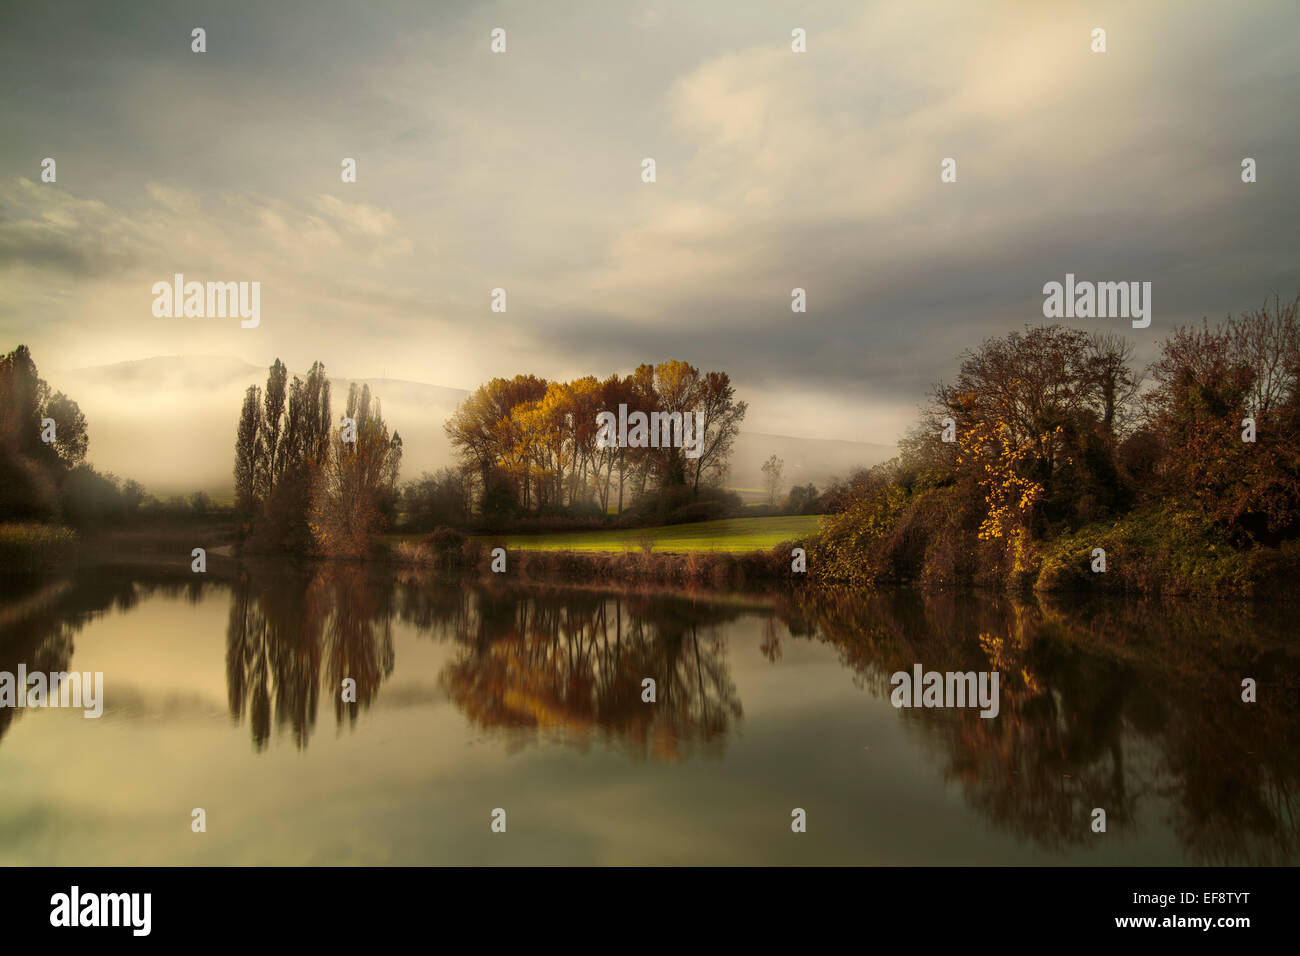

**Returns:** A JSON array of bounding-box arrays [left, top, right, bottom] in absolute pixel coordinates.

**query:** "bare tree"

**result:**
[[761, 454, 784, 506]]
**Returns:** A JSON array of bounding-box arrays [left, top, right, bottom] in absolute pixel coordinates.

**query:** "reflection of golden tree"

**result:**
[[438, 589, 742, 762]]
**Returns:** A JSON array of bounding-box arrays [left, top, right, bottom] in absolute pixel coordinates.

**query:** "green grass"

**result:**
[[475, 515, 821, 553]]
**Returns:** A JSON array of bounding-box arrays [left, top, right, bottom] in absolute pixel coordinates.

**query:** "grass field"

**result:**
[[474, 515, 821, 553]]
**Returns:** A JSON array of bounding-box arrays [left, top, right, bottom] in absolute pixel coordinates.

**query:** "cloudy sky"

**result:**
[[2, 0, 1297, 455]]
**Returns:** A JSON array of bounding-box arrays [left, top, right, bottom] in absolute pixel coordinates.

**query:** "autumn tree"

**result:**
[[934, 325, 1132, 532], [936, 326, 1096, 478], [309, 382, 403, 555], [444, 362, 746, 520], [444, 374, 548, 502], [1146, 294, 1300, 540], [690, 370, 747, 494]]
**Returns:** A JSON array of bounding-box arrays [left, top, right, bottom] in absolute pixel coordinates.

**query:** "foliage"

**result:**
[[446, 361, 746, 519], [809, 473, 908, 586], [0, 345, 88, 521], [1036, 507, 1254, 597], [0, 522, 77, 572], [235, 361, 401, 555], [811, 294, 1300, 593]]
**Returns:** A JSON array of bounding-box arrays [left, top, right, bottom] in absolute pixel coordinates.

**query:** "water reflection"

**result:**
[[226, 566, 396, 749], [0, 569, 213, 744], [437, 591, 742, 761], [225, 570, 744, 760], [1, 564, 1296, 864], [789, 588, 1299, 865]]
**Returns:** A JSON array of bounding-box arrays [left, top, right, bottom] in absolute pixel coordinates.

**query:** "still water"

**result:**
[[1, 563, 1295, 865]]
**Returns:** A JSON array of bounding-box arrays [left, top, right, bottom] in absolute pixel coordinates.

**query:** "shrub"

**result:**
[[1035, 507, 1253, 597], [0, 523, 77, 572]]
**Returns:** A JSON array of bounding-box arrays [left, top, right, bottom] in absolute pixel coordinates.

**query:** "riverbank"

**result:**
[[7, 505, 1297, 600]]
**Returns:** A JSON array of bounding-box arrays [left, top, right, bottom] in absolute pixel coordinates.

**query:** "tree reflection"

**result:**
[[790, 587, 1300, 864], [435, 588, 742, 761], [225, 564, 393, 750], [223, 572, 741, 762], [0, 566, 220, 743], [10, 562, 1293, 864]]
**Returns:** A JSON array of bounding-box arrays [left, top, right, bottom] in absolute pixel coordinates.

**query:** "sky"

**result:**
[[1, 0, 1297, 454]]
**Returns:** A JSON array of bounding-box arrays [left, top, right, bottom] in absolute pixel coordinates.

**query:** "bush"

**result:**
[[783, 483, 822, 514], [0, 523, 77, 572], [427, 526, 468, 555], [1035, 507, 1253, 597], [60, 465, 125, 528], [621, 485, 742, 525], [665, 499, 730, 524]]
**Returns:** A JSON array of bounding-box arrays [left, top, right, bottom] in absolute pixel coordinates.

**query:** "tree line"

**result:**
[[443, 360, 746, 522], [1, 346, 245, 532], [813, 293, 1300, 590], [233, 359, 402, 555]]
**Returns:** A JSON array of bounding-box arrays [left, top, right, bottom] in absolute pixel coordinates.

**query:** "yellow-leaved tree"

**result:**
[[957, 420, 1055, 575]]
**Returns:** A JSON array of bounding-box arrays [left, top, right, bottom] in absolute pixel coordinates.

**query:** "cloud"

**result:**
[[0, 0, 1297, 454], [308, 195, 400, 239], [0, 178, 143, 277]]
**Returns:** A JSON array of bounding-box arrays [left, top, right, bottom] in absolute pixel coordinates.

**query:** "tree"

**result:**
[[266, 362, 332, 550], [234, 384, 263, 523], [122, 479, 148, 515], [445, 374, 548, 507], [934, 325, 1114, 532], [761, 454, 784, 505], [784, 483, 820, 514], [261, 359, 288, 498], [233, 359, 336, 551], [1145, 294, 1300, 539], [308, 382, 403, 555], [401, 469, 471, 530], [1228, 293, 1299, 420], [43, 391, 88, 466], [1084, 331, 1141, 436], [445, 363, 748, 519], [0, 345, 89, 520], [0, 346, 87, 469], [689, 370, 747, 495]]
